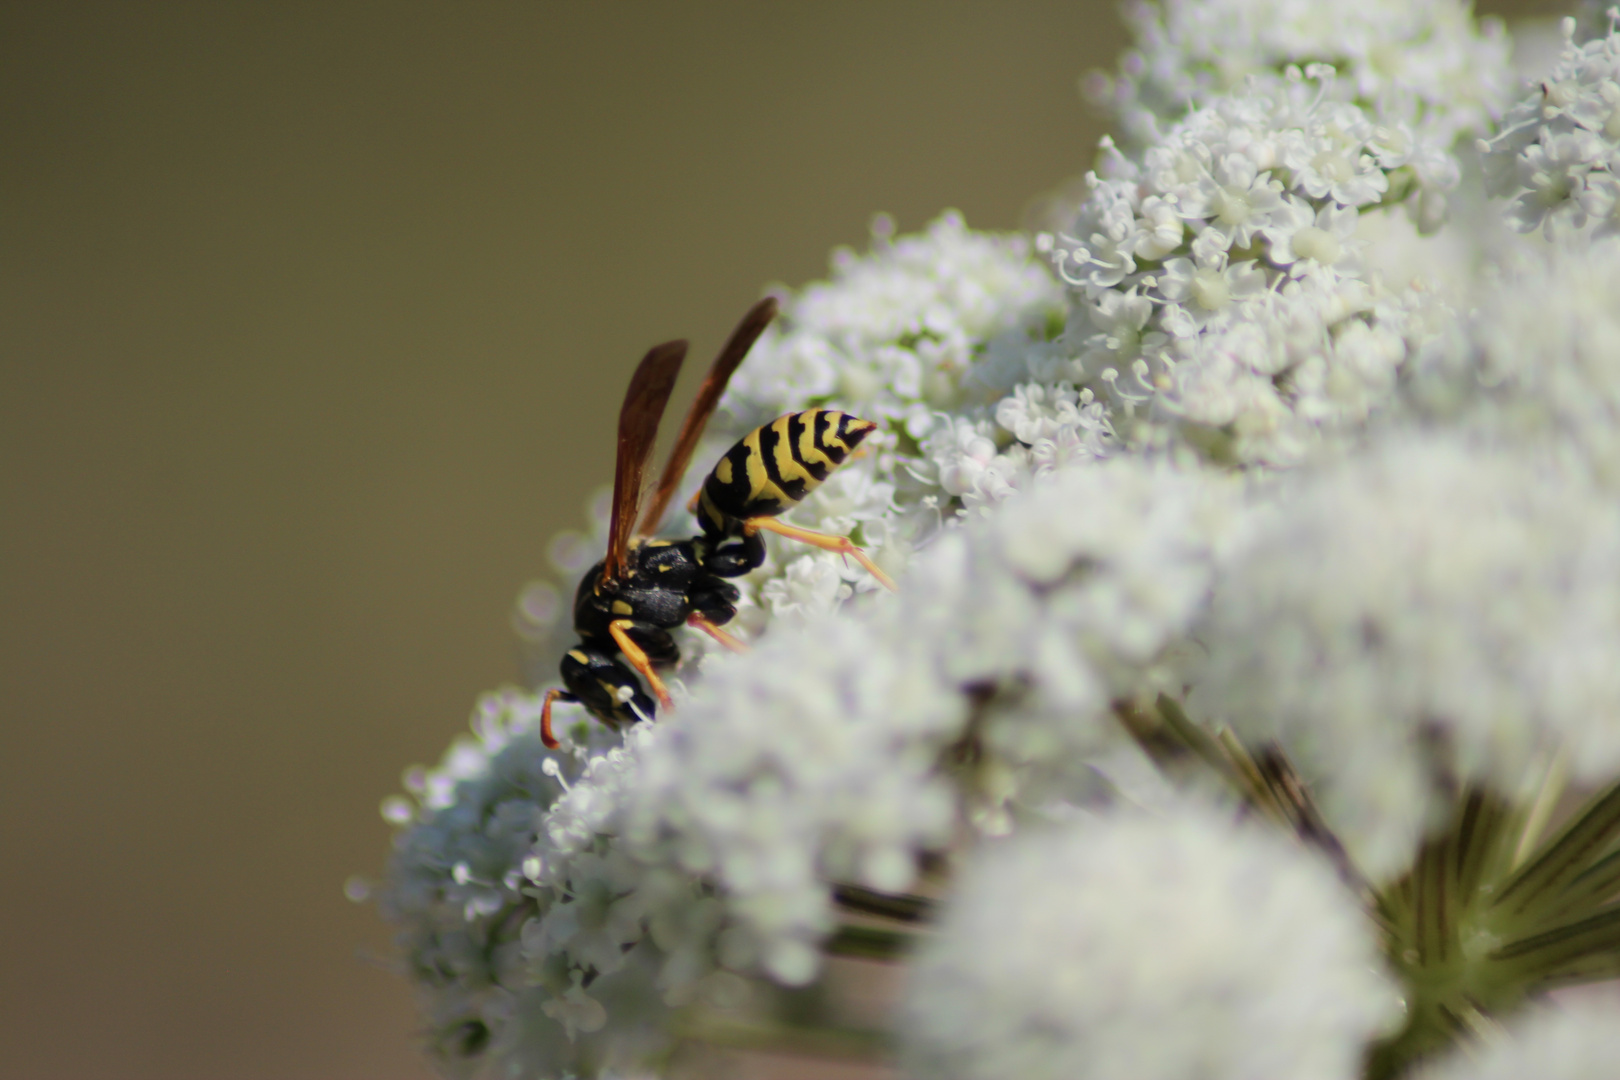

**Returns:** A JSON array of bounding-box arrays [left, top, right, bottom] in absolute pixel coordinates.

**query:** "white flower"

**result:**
[[759, 553, 852, 619], [376, 690, 633, 1077], [540, 974, 608, 1041], [976, 459, 1240, 679], [901, 802, 1402, 1080], [1187, 432, 1620, 879], [577, 609, 967, 987], [1187, 152, 1290, 249], [1046, 70, 1459, 466], [1053, 177, 1144, 291], [526, 851, 646, 977], [1450, 238, 1620, 487], [1416, 996, 1620, 1080], [1155, 255, 1269, 336], [1265, 200, 1363, 272], [727, 211, 1064, 426], [1481, 18, 1620, 239], [1134, 194, 1187, 259], [1094, 0, 1513, 151], [1279, 103, 1394, 207], [992, 381, 1116, 462], [923, 414, 1011, 499]]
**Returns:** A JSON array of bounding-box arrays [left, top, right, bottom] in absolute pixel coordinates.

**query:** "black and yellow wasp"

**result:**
[[539, 298, 896, 748]]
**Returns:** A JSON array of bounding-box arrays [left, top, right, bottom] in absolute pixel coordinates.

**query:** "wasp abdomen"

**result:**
[[698, 409, 875, 534]]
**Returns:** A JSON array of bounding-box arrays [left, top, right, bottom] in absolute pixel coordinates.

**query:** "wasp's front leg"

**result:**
[[608, 620, 675, 708]]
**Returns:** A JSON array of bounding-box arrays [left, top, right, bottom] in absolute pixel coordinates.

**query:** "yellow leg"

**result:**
[[743, 516, 898, 592], [686, 490, 701, 515], [609, 619, 674, 708], [687, 612, 749, 653], [540, 687, 567, 749]]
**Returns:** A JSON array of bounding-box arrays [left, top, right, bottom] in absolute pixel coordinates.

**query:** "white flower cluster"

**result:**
[[724, 211, 1066, 436], [1047, 67, 1460, 466], [715, 211, 1079, 590], [1188, 432, 1620, 879], [378, 4, 1620, 1077], [901, 801, 1401, 1080], [1416, 996, 1620, 1080], [378, 691, 571, 1073], [539, 614, 961, 993], [509, 457, 1240, 1026], [1440, 216, 1620, 487], [1096, 0, 1512, 151], [1481, 16, 1620, 238], [381, 693, 700, 1077]]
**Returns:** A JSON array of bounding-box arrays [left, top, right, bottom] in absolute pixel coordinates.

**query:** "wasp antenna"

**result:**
[[639, 297, 778, 537], [604, 340, 687, 583]]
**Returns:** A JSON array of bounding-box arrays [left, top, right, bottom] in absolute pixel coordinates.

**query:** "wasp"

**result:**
[[540, 298, 896, 748]]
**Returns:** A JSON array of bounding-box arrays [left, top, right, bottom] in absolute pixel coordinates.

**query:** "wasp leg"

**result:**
[[703, 530, 767, 577], [540, 687, 578, 750], [609, 619, 674, 708], [686, 489, 701, 516], [689, 575, 740, 624], [742, 516, 898, 592], [687, 612, 749, 653]]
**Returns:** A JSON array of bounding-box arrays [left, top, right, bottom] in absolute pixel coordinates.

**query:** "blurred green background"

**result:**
[[0, 2, 1554, 1077]]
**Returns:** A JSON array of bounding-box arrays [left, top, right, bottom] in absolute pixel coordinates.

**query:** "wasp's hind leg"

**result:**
[[687, 613, 748, 653], [742, 516, 898, 591], [687, 577, 747, 652]]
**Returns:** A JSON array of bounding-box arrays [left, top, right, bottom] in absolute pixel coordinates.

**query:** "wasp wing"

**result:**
[[638, 296, 778, 537], [604, 339, 687, 584]]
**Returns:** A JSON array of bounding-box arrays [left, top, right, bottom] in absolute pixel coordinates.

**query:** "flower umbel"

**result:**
[[373, 4, 1620, 1078], [1480, 15, 1620, 239]]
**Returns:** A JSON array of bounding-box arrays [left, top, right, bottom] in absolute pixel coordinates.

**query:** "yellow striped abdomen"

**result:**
[[697, 409, 875, 535]]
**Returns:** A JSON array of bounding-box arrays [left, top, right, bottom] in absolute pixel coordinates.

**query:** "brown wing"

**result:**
[[637, 296, 778, 536], [603, 339, 687, 584]]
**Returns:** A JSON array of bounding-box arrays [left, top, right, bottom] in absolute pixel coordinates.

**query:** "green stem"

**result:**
[[824, 924, 916, 961], [1368, 781, 1620, 1078], [1508, 752, 1568, 870], [831, 884, 934, 923], [1489, 904, 1620, 982], [1155, 694, 1240, 784], [1489, 781, 1620, 925], [1544, 847, 1620, 921]]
